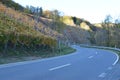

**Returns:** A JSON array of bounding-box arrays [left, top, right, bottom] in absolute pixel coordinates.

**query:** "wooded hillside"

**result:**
[[0, 0, 120, 57]]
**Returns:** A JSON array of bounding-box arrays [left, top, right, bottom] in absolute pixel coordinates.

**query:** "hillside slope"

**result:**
[[0, 0, 24, 11], [1, 0, 120, 57], [0, 2, 75, 58]]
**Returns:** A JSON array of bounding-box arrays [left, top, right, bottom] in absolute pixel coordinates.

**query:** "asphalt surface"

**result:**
[[0, 45, 118, 80], [100, 61, 120, 80]]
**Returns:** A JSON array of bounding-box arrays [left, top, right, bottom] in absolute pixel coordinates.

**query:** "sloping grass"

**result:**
[[0, 3, 76, 64], [0, 46, 76, 64]]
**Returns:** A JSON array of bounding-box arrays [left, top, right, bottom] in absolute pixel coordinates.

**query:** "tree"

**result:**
[[115, 18, 120, 28], [52, 10, 60, 21], [72, 17, 83, 25], [72, 17, 77, 24], [39, 7, 43, 16], [104, 15, 113, 24], [43, 10, 51, 18], [94, 29, 108, 46], [103, 15, 113, 46], [24, 6, 31, 14], [26, 6, 43, 16]]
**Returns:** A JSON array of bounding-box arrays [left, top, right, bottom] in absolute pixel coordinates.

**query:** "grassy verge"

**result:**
[[0, 46, 76, 64]]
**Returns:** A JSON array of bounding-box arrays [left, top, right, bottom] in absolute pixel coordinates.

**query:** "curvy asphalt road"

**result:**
[[0, 45, 118, 80]]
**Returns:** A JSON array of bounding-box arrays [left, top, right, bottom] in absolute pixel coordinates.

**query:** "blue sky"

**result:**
[[13, 0, 120, 23]]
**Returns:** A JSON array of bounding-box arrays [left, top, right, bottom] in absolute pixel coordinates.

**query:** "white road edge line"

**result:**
[[88, 56, 94, 59], [112, 52, 119, 66], [98, 72, 107, 78], [49, 63, 71, 71]]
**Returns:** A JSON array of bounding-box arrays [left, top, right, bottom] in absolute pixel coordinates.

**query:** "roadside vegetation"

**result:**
[[0, 45, 75, 64], [0, 2, 75, 64], [92, 15, 120, 48]]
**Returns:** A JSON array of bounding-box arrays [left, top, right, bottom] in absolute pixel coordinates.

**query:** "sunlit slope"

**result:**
[[0, 3, 57, 52]]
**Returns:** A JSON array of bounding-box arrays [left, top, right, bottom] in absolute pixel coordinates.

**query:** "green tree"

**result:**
[[72, 17, 77, 24], [52, 10, 60, 21], [39, 7, 43, 16], [103, 15, 113, 46], [24, 6, 31, 14]]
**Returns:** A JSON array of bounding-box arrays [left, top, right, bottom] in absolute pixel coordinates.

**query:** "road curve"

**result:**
[[0, 45, 118, 80]]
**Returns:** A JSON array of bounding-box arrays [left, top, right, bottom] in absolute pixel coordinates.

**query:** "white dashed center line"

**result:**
[[88, 56, 94, 59], [49, 63, 71, 71], [98, 72, 107, 78]]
